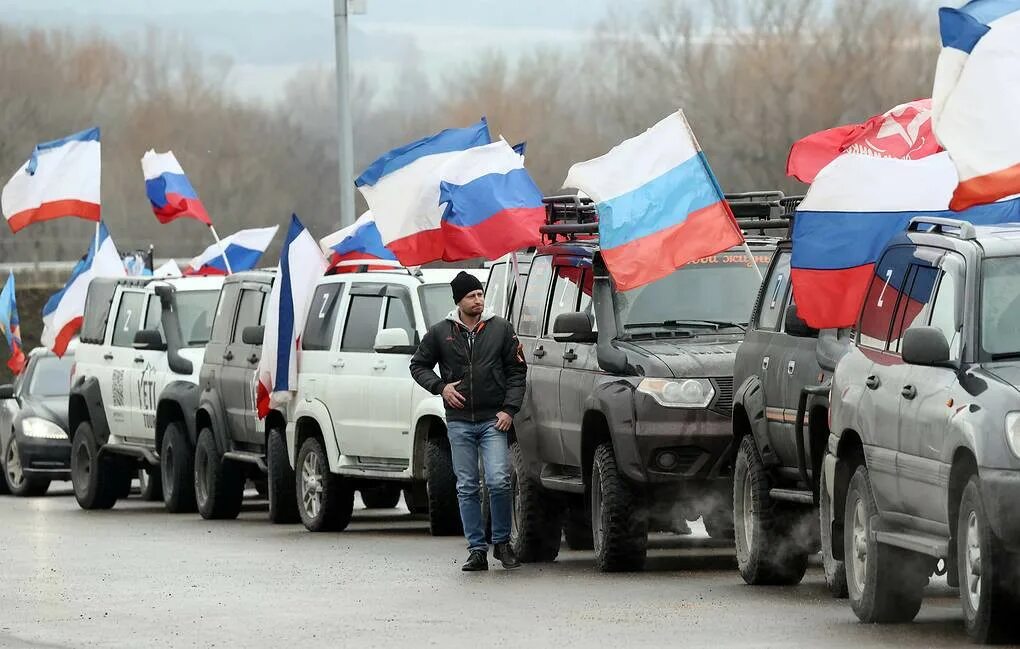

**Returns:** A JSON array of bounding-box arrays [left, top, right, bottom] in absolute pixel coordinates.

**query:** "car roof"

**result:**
[[315, 267, 487, 287], [223, 269, 276, 286]]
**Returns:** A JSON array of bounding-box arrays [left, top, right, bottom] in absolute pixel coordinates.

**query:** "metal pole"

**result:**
[[334, 0, 356, 229], [209, 225, 233, 275]]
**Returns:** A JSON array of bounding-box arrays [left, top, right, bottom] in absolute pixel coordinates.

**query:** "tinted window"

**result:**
[[577, 270, 597, 332], [341, 294, 384, 351], [303, 284, 344, 351], [930, 266, 960, 361], [210, 284, 240, 344], [545, 266, 581, 337], [858, 246, 916, 350], [889, 265, 936, 353], [508, 265, 530, 328], [384, 295, 416, 344], [28, 355, 74, 398], [486, 263, 508, 318], [81, 280, 118, 343], [112, 292, 145, 347], [518, 255, 553, 337], [757, 252, 791, 331], [144, 295, 162, 333], [233, 290, 264, 343]]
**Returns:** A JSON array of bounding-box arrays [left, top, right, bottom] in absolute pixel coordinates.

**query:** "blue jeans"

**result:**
[[446, 419, 512, 552]]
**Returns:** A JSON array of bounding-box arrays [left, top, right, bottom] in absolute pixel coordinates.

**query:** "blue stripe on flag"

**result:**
[[439, 169, 544, 227], [959, 0, 1020, 24], [355, 118, 490, 187], [145, 173, 199, 207], [43, 222, 109, 316], [273, 215, 303, 392], [597, 152, 720, 250], [27, 127, 100, 175], [331, 223, 397, 260], [940, 7, 991, 52], [201, 245, 265, 273]]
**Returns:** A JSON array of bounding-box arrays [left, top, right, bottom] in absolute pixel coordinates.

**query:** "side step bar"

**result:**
[[101, 444, 159, 466], [223, 451, 269, 473], [540, 472, 585, 494], [874, 530, 949, 558], [769, 488, 814, 505]]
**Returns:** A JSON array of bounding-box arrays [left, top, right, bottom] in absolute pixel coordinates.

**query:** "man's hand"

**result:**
[[495, 411, 513, 432], [442, 381, 465, 409]]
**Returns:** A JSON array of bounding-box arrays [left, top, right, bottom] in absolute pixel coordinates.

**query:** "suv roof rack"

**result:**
[[907, 216, 977, 240], [540, 191, 801, 242], [327, 258, 424, 281]]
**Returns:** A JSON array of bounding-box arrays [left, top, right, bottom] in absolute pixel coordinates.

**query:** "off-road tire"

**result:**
[[424, 437, 462, 536], [267, 427, 299, 524], [296, 436, 354, 532], [404, 485, 429, 514], [844, 465, 928, 623], [161, 422, 197, 513], [195, 428, 245, 520], [509, 441, 563, 561], [71, 421, 123, 510], [734, 436, 810, 585], [139, 466, 163, 501], [591, 442, 648, 572], [563, 505, 594, 550], [820, 466, 848, 598], [957, 477, 1020, 644], [4, 438, 51, 497], [361, 484, 402, 509]]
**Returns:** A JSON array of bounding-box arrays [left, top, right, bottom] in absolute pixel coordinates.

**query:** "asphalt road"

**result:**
[[0, 484, 983, 649]]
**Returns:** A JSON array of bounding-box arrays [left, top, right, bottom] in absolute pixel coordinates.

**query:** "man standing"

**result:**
[[410, 271, 527, 571]]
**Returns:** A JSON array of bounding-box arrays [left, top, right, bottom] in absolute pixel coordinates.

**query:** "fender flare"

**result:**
[[69, 375, 111, 446], [733, 374, 778, 466], [411, 396, 446, 479], [157, 381, 201, 448], [590, 378, 643, 483], [197, 386, 231, 456], [290, 399, 340, 471]]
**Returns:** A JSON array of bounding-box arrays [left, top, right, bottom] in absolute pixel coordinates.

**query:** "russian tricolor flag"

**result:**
[[563, 111, 744, 291], [183, 225, 278, 276], [933, 0, 1020, 210], [791, 152, 1020, 329], [141, 150, 212, 225], [356, 118, 491, 265], [320, 211, 397, 272], [1, 127, 101, 233]]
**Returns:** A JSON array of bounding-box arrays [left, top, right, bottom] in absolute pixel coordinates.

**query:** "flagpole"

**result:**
[[209, 225, 233, 275], [94, 221, 100, 257], [743, 241, 764, 281]]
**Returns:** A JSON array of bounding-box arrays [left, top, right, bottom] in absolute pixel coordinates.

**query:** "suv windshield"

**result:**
[[614, 251, 772, 333], [981, 256, 1020, 358], [28, 355, 74, 398], [420, 284, 454, 328], [175, 290, 221, 346]]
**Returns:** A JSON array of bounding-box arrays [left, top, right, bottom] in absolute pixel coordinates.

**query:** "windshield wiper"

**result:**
[[624, 320, 745, 332], [990, 352, 1020, 361]]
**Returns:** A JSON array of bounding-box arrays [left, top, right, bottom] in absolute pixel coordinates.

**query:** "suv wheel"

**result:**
[[703, 507, 736, 541], [819, 466, 848, 598], [161, 422, 197, 513], [404, 484, 429, 515], [957, 477, 1020, 643], [591, 442, 647, 572], [509, 441, 563, 561], [424, 437, 462, 536], [563, 505, 594, 551], [844, 465, 928, 623], [733, 436, 810, 585], [361, 484, 402, 509], [4, 437, 50, 497], [296, 436, 354, 532], [71, 421, 122, 510], [138, 466, 163, 502], [194, 428, 245, 520], [267, 427, 299, 524]]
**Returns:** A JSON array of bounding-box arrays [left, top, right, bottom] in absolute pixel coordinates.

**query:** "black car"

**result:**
[[0, 348, 74, 497]]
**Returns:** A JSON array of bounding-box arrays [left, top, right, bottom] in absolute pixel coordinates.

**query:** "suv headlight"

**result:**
[[1006, 412, 1020, 458], [637, 378, 715, 408], [22, 417, 68, 440]]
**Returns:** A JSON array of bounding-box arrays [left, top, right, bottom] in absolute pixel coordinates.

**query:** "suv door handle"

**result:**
[[865, 375, 881, 390], [787, 360, 796, 375], [901, 385, 917, 400], [563, 350, 578, 362], [762, 357, 770, 371], [134, 356, 145, 364], [247, 354, 259, 365], [103, 353, 114, 361], [223, 351, 234, 361], [373, 362, 387, 370], [332, 359, 345, 369], [533, 347, 546, 359]]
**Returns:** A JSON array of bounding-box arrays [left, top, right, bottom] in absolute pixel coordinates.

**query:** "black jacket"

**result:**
[[410, 311, 527, 423]]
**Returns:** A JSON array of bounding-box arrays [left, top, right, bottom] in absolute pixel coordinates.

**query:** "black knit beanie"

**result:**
[[451, 271, 484, 304]]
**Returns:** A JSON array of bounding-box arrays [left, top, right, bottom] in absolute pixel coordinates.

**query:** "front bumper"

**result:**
[[17, 434, 71, 480], [980, 468, 1020, 551]]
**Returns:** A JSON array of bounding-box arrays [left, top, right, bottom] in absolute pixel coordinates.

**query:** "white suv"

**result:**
[[286, 267, 486, 534], [69, 275, 223, 512]]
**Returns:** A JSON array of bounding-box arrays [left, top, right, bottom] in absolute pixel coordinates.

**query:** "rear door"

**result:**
[[298, 280, 346, 441], [226, 286, 267, 445], [557, 265, 596, 469], [745, 250, 792, 454], [203, 282, 239, 439]]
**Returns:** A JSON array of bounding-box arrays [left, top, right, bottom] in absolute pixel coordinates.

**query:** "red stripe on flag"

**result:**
[[600, 201, 743, 291], [152, 196, 212, 226], [6, 200, 101, 233], [951, 162, 1020, 211], [6, 347, 25, 375], [52, 316, 83, 357], [386, 229, 445, 266], [256, 380, 270, 420], [440, 206, 545, 262], [790, 265, 873, 330]]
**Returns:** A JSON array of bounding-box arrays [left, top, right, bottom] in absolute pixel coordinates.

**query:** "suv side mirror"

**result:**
[[133, 329, 167, 352], [242, 326, 265, 345], [902, 326, 951, 366], [374, 328, 415, 354], [785, 304, 818, 338], [0, 384, 14, 399], [552, 312, 596, 344]]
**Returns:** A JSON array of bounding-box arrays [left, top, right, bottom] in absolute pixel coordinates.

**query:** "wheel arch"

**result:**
[[831, 428, 865, 561], [581, 409, 611, 487]]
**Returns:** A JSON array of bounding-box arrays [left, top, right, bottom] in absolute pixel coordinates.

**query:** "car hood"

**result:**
[[20, 396, 70, 432], [979, 362, 1020, 394], [620, 337, 740, 378]]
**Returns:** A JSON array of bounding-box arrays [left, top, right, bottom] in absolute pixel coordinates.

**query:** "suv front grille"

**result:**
[[711, 377, 734, 416]]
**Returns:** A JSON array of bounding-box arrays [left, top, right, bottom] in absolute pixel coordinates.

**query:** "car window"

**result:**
[[419, 284, 453, 328], [486, 262, 508, 319], [177, 291, 221, 346], [517, 255, 553, 337], [28, 355, 74, 398], [858, 246, 916, 351], [545, 266, 582, 337], [232, 290, 264, 343], [341, 294, 384, 351], [980, 255, 1020, 358], [577, 270, 598, 333], [756, 251, 791, 331], [889, 265, 931, 353], [303, 284, 345, 351], [930, 262, 961, 361], [210, 284, 240, 345], [384, 294, 416, 344], [144, 295, 163, 333], [112, 292, 145, 347]]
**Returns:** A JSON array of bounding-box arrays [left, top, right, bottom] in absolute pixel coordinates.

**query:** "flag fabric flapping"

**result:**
[[183, 225, 278, 275], [791, 152, 1020, 329], [355, 118, 491, 265], [2, 127, 101, 233], [562, 111, 744, 291], [0, 274, 26, 374], [786, 99, 941, 184], [153, 259, 182, 278], [42, 222, 126, 356], [319, 211, 397, 272], [256, 215, 328, 418], [932, 0, 1020, 210], [141, 150, 212, 225], [437, 140, 545, 261]]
